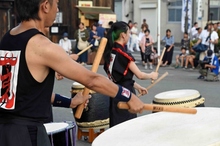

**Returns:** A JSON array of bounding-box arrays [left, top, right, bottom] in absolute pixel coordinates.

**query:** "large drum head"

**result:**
[[153, 89, 205, 108]]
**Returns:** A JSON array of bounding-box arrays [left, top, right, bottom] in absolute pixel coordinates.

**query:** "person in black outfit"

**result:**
[[103, 21, 158, 127]]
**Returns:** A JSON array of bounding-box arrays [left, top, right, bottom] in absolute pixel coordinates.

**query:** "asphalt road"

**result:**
[[52, 49, 220, 146]]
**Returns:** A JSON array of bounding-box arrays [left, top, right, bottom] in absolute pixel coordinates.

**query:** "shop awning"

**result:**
[[76, 6, 114, 19]]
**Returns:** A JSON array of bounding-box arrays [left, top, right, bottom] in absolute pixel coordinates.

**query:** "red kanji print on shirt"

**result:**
[[0, 51, 20, 110]]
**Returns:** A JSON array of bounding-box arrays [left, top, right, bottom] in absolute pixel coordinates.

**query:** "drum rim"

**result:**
[[153, 97, 205, 108], [76, 118, 109, 129]]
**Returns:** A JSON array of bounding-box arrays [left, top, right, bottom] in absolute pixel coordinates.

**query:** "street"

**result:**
[[52, 50, 220, 146]]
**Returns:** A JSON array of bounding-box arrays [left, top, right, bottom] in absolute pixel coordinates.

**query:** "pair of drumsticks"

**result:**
[[74, 40, 197, 119]]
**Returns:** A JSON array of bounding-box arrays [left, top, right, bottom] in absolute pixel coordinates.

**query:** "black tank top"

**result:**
[[0, 29, 55, 120]]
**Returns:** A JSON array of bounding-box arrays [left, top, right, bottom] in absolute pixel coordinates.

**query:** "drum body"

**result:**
[[153, 89, 205, 108], [71, 82, 109, 128]]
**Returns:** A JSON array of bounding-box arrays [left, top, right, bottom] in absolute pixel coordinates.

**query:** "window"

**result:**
[[168, 0, 182, 22], [210, 7, 220, 21]]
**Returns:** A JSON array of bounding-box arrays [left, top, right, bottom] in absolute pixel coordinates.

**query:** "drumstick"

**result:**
[[77, 44, 93, 56], [117, 102, 197, 114], [75, 38, 107, 119], [151, 47, 166, 84], [138, 72, 168, 97]]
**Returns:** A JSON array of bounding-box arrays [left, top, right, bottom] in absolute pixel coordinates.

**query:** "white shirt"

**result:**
[[199, 30, 210, 46], [210, 31, 219, 51], [59, 39, 72, 52], [138, 32, 145, 45], [191, 27, 198, 39], [131, 27, 138, 37]]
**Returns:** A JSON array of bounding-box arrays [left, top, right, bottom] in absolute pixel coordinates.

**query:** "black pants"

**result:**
[[145, 54, 152, 63], [0, 117, 50, 146], [140, 47, 145, 61], [162, 45, 174, 65]]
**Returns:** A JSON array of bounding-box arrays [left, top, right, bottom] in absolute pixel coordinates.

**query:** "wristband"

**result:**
[[53, 94, 71, 108], [115, 85, 132, 102]]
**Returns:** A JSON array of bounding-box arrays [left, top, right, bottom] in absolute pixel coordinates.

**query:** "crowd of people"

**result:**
[[58, 19, 220, 82], [173, 22, 220, 81]]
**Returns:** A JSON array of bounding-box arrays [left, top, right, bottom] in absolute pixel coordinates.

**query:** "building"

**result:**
[[114, 0, 220, 43], [0, 0, 114, 42]]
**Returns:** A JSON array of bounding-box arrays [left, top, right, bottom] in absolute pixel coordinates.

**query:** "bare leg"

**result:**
[[185, 56, 189, 68], [180, 56, 184, 67], [189, 56, 195, 69], [175, 55, 180, 66]]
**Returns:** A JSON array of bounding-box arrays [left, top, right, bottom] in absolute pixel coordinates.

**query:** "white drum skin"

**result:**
[[44, 122, 69, 134], [153, 89, 205, 108], [92, 108, 220, 146]]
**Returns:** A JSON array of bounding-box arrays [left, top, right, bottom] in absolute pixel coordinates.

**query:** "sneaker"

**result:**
[[190, 67, 195, 70], [175, 65, 179, 69], [197, 75, 204, 79], [144, 65, 148, 69], [184, 66, 187, 70], [149, 66, 153, 70], [128, 49, 134, 52]]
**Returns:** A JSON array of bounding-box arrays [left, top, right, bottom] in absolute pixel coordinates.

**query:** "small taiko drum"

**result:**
[[71, 82, 109, 128], [153, 89, 205, 108], [44, 121, 76, 146]]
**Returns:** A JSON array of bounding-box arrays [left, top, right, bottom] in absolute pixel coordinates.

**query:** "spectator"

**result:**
[[151, 47, 159, 65], [181, 32, 190, 54], [108, 21, 114, 27], [129, 22, 140, 52], [141, 19, 149, 30], [175, 47, 187, 69], [195, 27, 202, 39], [210, 23, 219, 53], [141, 29, 154, 70], [105, 21, 114, 37], [185, 48, 199, 70], [59, 32, 72, 54], [217, 22, 220, 38], [161, 29, 175, 66], [128, 20, 133, 29], [191, 22, 198, 40], [97, 20, 105, 38], [198, 50, 219, 80], [138, 26, 147, 66], [193, 23, 212, 60], [74, 22, 89, 65], [127, 20, 133, 51], [89, 23, 101, 52], [191, 27, 202, 48]]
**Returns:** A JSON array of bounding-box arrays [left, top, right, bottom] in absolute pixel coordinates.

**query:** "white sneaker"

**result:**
[[144, 65, 148, 69], [128, 48, 134, 52], [135, 48, 140, 51], [149, 66, 153, 70]]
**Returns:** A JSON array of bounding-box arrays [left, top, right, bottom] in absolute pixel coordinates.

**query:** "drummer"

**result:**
[[103, 21, 158, 127], [0, 1, 145, 146]]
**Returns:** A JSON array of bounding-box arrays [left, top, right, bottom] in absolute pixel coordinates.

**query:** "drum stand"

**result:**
[[77, 125, 108, 143]]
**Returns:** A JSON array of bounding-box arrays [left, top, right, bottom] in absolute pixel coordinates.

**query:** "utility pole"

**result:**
[[184, 0, 189, 33], [207, 0, 210, 22]]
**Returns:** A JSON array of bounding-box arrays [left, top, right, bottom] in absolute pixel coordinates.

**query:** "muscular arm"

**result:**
[[26, 35, 144, 113]]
